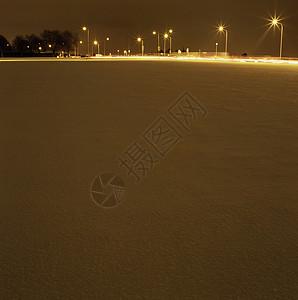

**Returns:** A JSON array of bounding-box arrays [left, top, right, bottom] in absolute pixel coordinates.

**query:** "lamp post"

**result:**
[[164, 33, 168, 56], [77, 40, 82, 56], [128, 38, 131, 55], [93, 40, 99, 55], [218, 26, 228, 57], [104, 37, 110, 56], [48, 44, 53, 56], [270, 18, 284, 59], [153, 31, 160, 55], [137, 37, 144, 56], [82, 26, 90, 57], [169, 29, 173, 55], [215, 42, 218, 57]]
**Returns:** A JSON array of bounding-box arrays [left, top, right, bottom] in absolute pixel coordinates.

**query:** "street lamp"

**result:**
[[168, 29, 173, 55], [164, 33, 168, 56], [82, 26, 90, 57], [270, 18, 284, 59], [93, 40, 99, 55], [76, 41, 83, 56], [128, 38, 131, 55], [137, 37, 144, 56], [218, 26, 228, 57], [48, 44, 53, 56], [153, 31, 160, 55], [103, 37, 110, 56], [215, 42, 218, 57]]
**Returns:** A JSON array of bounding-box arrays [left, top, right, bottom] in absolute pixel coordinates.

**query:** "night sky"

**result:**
[[1, 0, 298, 56]]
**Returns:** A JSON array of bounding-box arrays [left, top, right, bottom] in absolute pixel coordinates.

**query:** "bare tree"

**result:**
[[12, 35, 29, 55], [25, 34, 44, 53], [0, 35, 11, 57], [41, 30, 64, 55]]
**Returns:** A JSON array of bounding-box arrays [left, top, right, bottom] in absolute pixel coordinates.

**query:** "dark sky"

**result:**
[[1, 0, 298, 56]]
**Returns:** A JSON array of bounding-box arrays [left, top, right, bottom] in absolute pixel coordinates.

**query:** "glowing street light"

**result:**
[[164, 33, 168, 55], [48, 44, 53, 56], [270, 18, 284, 59], [153, 31, 161, 55], [137, 37, 144, 56], [168, 29, 173, 55], [82, 26, 90, 57], [93, 40, 99, 55], [103, 37, 110, 56], [218, 25, 228, 57], [75, 41, 83, 57], [215, 42, 218, 57]]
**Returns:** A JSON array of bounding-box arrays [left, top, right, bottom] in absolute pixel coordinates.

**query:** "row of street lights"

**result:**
[[217, 17, 284, 59], [81, 17, 285, 58], [82, 26, 110, 56], [91, 37, 110, 55], [138, 29, 174, 56], [82, 26, 174, 57], [152, 29, 173, 55]]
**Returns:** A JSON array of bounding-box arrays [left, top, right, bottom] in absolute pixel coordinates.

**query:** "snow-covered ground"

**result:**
[[1, 60, 297, 299]]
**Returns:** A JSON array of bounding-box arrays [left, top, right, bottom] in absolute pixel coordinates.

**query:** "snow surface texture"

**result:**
[[1, 60, 297, 299]]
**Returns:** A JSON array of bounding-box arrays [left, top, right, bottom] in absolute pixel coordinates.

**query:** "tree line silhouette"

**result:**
[[0, 30, 79, 57]]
